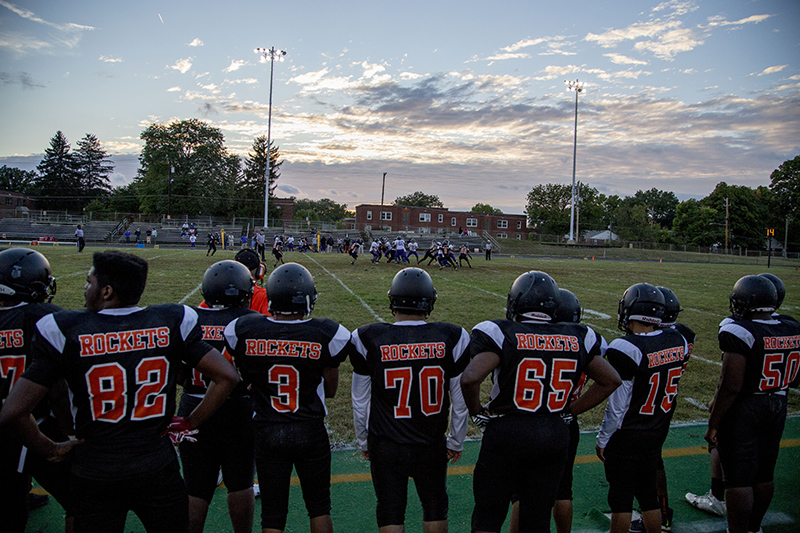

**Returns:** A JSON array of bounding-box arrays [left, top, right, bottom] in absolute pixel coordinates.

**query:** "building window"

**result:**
[[381, 212, 392, 221], [366, 211, 372, 220], [451, 217, 457, 226], [466, 218, 478, 227], [497, 233, 507, 239], [438, 214, 444, 223], [5, 197, 11, 206], [517, 220, 522, 229], [365, 225, 372, 231], [419, 213, 431, 222], [497, 220, 508, 229]]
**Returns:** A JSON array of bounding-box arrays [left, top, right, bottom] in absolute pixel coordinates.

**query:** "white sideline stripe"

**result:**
[[583, 309, 612, 320], [684, 397, 708, 410], [307, 256, 385, 322], [179, 283, 203, 304], [684, 306, 726, 317], [146, 255, 162, 260], [55, 270, 87, 280], [691, 355, 722, 367]]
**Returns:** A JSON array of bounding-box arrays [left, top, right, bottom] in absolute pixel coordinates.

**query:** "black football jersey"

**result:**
[[224, 315, 350, 422], [182, 306, 256, 397], [597, 328, 688, 448], [24, 304, 213, 480], [0, 302, 62, 422], [0, 302, 61, 405], [351, 320, 470, 448], [718, 317, 800, 395], [471, 319, 601, 416]]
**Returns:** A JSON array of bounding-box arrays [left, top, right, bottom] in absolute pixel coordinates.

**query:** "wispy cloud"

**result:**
[[604, 53, 648, 66], [0, 1, 94, 52], [755, 65, 787, 76], [169, 58, 193, 74], [99, 55, 122, 63], [188, 38, 204, 47], [223, 59, 247, 73], [0, 71, 45, 89]]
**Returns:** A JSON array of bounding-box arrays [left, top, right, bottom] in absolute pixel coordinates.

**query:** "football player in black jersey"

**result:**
[[462, 271, 620, 533], [705, 275, 800, 533], [180, 260, 257, 533], [0, 248, 75, 533], [596, 283, 689, 533], [0, 250, 240, 533], [351, 267, 470, 533], [224, 262, 350, 533]]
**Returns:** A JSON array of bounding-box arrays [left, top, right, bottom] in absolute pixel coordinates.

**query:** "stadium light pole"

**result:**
[[566, 79, 584, 244], [256, 47, 287, 230]]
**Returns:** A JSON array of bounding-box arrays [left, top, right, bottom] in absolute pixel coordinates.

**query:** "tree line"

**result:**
[[525, 156, 799, 251], [1, 119, 797, 250]]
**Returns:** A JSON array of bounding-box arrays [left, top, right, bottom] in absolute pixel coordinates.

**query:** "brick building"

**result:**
[[352, 204, 531, 240], [0, 190, 35, 218]]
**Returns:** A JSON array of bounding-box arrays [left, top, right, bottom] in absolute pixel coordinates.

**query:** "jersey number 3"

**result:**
[[85, 357, 169, 422]]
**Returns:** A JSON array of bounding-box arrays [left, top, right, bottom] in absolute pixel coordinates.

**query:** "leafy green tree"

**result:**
[[34, 131, 81, 210], [769, 156, 800, 220], [613, 197, 658, 242], [471, 203, 502, 214], [633, 188, 679, 228], [0, 166, 36, 194], [135, 119, 241, 216], [240, 135, 283, 218], [394, 191, 443, 208], [672, 199, 721, 246], [293, 198, 350, 222], [75, 134, 114, 200], [525, 183, 571, 235]]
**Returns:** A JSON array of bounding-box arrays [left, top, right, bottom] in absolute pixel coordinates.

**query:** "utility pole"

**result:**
[[256, 47, 287, 230], [725, 197, 729, 254], [565, 80, 584, 243], [380, 172, 386, 230]]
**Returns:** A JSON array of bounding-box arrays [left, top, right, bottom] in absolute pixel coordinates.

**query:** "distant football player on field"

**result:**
[[224, 263, 350, 533], [180, 261, 258, 533], [462, 272, 620, 533], [351, 267, 470, 533], [596, 283, 689, 533], [0, 250, 240, 533], [705, 275, 800, 533]]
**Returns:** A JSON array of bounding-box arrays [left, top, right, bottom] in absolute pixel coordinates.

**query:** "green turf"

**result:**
[[29, 417, 800, 532], [16, 244, 800, 531]]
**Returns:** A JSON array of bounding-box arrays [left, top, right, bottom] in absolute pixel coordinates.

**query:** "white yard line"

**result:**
[[179, 283, 203, 304], [54, 270, 87, 280], [307, 256, 385, 322], [684, 397, 708, 410]]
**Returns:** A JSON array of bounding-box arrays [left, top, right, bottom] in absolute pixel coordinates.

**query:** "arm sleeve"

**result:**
[[351, 373, 371, 451], [596, 380, 633, 449], [447, 374, 468, 451]]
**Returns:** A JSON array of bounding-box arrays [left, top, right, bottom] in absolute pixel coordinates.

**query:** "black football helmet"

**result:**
[[506, 271, 559, 321], [657, 286, 682, 326], [201, 260, 254, 308], [388, 267, 437, 315], [267, 262, 318, 316], [0, 248, 56, 303], [758, 273, 785, 309], [617, 283, 665, 332], [554, 289, 581, 323], [729, 275, 777, 320]]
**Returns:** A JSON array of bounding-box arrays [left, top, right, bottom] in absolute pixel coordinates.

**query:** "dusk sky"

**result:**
[[1, 0, 798, 214]]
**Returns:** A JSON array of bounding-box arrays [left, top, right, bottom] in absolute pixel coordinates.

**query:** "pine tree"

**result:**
[[75, 134, 114, 200], [240, 135, 283, 217], [35, 131, 81, 210]]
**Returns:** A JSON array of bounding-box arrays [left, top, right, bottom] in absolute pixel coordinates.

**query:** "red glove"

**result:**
[[162, 416, 198, 445]]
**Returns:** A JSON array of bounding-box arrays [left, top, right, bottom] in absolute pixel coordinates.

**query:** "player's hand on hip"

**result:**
[[49, 438, 83, 462], [447, 449, 462, 464], [595, 445, 606, 463]]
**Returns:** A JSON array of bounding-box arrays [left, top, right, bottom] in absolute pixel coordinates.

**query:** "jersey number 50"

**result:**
[[85, 357, 169, 423]]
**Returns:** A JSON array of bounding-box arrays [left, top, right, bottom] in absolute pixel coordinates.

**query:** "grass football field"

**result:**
[[21, 243, 800, 532]]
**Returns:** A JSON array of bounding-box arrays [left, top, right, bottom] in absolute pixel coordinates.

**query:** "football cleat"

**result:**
[[685, 490, 726, 516]]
